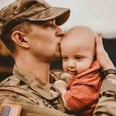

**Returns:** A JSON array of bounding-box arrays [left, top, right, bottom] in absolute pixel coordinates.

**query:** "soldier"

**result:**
[[0, 0, 115, 116], [0, 0, 71, 115]]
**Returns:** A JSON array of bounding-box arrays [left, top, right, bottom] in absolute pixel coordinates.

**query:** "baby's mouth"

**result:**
[[68, 70, 77, 76]]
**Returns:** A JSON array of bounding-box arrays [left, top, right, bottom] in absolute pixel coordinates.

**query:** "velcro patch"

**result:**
[[0, 104, 22, 116]]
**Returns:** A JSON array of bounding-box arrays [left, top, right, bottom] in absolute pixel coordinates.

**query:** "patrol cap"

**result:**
[[0, 0, 70, 39]]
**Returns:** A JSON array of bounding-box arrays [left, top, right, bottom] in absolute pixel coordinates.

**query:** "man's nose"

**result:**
[[56, 26, 64, 37]]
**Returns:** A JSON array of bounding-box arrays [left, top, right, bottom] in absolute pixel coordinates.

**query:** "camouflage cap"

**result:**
[[0, 0, 70, 39]]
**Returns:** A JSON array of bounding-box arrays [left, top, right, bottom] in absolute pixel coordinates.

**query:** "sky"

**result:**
[[0, 0, 116, 38]]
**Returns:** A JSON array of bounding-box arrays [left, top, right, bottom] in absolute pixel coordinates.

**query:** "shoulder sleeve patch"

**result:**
[[0, 104, 22, 116]]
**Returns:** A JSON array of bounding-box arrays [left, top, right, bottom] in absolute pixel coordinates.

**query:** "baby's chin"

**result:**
[[68, 73, 77, 78]]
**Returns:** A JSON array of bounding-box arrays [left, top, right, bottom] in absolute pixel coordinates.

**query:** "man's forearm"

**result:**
[[93, 74, 116, 116]]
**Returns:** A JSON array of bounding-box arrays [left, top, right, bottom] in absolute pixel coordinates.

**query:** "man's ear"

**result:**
[[11, 31, 29, 48]]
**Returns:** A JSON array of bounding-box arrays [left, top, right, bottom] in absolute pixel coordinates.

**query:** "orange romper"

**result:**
[[64, 61, 101, 116]]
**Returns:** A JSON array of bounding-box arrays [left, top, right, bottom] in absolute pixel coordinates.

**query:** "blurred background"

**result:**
[[0, 0, 116, 37], [0, 0, 116, 78]]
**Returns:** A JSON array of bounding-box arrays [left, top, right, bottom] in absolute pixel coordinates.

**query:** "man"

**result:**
[[0, 0, 71, 115], [0, 0, 116, 116]]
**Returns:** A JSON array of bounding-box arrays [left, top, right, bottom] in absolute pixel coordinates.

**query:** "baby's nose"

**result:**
[[68, 61, 76, 68]]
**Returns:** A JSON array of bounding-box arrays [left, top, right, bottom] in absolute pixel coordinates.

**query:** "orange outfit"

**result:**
[[64, 61, 101, 116]]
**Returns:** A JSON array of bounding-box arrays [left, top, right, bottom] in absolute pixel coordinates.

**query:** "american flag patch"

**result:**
[[0, 104, 22, 116]]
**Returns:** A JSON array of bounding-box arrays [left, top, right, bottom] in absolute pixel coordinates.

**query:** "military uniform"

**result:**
[[93, 74, 116, 116], [0, 65, 71, 116], [0, 0, 71, 116]]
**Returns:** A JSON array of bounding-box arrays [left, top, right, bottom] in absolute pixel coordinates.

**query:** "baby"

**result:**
[[54, 26, 102, 116]]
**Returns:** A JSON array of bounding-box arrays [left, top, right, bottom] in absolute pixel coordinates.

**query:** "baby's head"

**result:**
[[61, 25, 96, 76]]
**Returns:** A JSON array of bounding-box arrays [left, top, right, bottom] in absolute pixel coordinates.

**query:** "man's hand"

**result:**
[[95, 33, 115, 70]]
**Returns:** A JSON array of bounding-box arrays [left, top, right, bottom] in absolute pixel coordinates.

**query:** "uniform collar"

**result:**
[[13, 65, 60, 100]]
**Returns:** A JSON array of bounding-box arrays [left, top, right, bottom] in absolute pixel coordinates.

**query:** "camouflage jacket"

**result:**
[[0, 65, 70, 116], [93, 74, 116, 116]]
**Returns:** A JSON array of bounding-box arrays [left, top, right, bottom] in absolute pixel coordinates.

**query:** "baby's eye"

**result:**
[[62, 56, 68, 60], [75, 56, 81, 60]]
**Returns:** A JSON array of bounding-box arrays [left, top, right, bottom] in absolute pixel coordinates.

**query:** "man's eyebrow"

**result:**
[[29, 20, 51, 25]]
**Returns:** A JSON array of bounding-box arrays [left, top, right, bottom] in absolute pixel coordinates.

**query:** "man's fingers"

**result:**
[[96, 32, 104, 51]]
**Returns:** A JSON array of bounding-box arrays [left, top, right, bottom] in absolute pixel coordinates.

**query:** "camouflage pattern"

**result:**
[[0, 65, 71, 116], [93, 74, 116, 116], [0, 0, 70, 39]]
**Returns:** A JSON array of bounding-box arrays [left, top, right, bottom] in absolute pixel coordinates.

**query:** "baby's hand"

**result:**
[[54, 80, 67, 94], [60, 72, 71, 83]]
